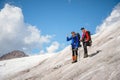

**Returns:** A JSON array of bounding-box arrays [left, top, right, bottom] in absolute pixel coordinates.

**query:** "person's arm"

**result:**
[[67, 36, 72, 41]]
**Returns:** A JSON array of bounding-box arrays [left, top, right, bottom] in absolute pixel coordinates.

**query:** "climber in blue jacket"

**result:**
[[67, 31, 79, 63]]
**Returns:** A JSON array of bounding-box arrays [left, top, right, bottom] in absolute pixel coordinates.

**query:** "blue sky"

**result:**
[[0, 0, 120, 54]]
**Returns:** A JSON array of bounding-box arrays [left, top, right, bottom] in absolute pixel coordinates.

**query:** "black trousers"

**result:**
[[83, 42, 88, 57], [72, 48, 78, 56]]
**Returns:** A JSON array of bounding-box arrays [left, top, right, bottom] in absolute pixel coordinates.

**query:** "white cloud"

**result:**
[[46, 41, 60, 53], [24, 26, 51, 44], [0, 4, 52, 56], [96, 3, 120, 33], [39, 50, 45, 54]]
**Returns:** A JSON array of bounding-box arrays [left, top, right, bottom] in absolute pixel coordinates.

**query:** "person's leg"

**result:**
[[83, 42, 88, 58], [72, 49, 75, 62], [76, 49, 78, 56], [75, 49, 78, 62], [72, 48, 78, 63]]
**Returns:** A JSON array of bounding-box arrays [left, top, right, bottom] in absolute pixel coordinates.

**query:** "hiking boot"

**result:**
[[72, 60, 77, 63], [84, 54, 88, 58]]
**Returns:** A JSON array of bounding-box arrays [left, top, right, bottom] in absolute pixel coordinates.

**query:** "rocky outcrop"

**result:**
[[0, 50, 28, 61]]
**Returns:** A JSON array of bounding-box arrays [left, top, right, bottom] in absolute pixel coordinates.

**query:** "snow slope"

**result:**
[[0, 3, 120, 80], [0, 54, 54, 80]]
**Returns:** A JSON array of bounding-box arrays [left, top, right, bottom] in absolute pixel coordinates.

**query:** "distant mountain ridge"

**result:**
[[0, 50, 28, 61]]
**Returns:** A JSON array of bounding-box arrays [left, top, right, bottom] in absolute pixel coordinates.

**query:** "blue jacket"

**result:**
[[67, 35, 79, 49]]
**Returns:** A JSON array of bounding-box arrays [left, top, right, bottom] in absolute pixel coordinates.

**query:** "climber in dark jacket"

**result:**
[[81, 27, 91, 58], [67, 31, 79, 63]]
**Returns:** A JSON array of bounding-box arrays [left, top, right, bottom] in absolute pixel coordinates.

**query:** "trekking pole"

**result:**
[[78, 48, 80, 61]]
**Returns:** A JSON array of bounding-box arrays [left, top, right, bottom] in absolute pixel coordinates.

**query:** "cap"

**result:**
[[81, 27, 85, 30]]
